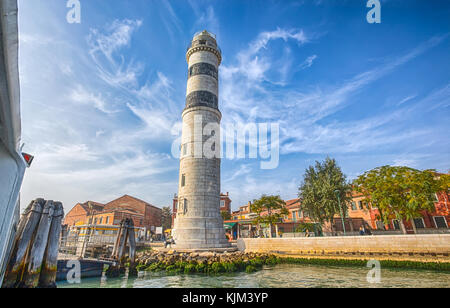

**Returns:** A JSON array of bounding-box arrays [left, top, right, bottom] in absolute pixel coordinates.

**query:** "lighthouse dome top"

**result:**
[[194, 30, 216, 40], [186, 30, 222, 64]]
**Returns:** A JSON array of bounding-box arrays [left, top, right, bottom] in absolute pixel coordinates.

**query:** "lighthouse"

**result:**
[[172, 30, 229, 249]]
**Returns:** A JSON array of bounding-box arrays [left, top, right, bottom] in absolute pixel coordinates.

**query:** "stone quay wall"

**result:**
[[237, 235, 450, 262]]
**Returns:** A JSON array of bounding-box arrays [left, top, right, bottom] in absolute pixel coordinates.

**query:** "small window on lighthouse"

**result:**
[[181, 174, 186, 187], [183, 144, 187, 156]]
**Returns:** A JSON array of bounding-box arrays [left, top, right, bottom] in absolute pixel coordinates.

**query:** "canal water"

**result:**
[[57, 264, 449, 288]]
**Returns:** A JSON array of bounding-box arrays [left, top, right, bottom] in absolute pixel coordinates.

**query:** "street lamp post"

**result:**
[[335, 190, 346, 236]]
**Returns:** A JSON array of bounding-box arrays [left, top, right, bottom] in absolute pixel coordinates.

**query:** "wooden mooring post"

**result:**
[[1, 199, 64, 288], [106, 218, 137, 277], [39, 202, 64, 288]]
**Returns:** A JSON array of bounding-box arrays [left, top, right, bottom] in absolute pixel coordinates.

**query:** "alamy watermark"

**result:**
[[366, 259, 381, 284], [66, 260, 81, 284], [366, 0, 381, 24], [66, 0, 81, 24], [171, 116, 280, 170]]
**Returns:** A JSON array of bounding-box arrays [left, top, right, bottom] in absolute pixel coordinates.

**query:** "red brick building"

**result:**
[[220, 193, 232, 214], [63, 201, 105, 227], [64, 195, 162, 232]]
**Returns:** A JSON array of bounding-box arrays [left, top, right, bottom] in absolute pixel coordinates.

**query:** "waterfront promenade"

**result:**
[[237, 234, 450, 263]]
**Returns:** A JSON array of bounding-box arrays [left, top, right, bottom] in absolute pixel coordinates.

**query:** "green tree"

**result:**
[[298, 157, 352, 232], [251, 195, 289, 238], [354, 166, 449, 234], [295, 222, 316, 233], [161, 206, 172, 231], [221, 211, 231, 221]]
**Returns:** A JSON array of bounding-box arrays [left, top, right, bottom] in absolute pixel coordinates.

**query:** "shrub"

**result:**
[[146, 263, 161, 272], [211, 262, 225, 273], [265, 256, 280, 266], [184, 264, 196, 274], [249, 258, 264, 268], [223, 262, 237, 272], [175, 261, 187, 270], [195, 263, 206, 273], [245, 265, 257, 273]]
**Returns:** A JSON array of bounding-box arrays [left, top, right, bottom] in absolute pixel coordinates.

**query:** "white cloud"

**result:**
[[69, 85, 117, 114], [396, 94, 417, 106], [299, 54, 317, 70], [88, 19, 144, 88], [88, 19, 143, 63]]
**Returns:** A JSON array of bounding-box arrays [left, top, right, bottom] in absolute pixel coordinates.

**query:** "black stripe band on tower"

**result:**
[[188, 62, 218, 80], [185, 90, 218, 109]]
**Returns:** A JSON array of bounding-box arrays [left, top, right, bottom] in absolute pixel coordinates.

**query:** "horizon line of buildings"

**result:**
[[62, 187, 449, 240], [222, 191, 449, 239]]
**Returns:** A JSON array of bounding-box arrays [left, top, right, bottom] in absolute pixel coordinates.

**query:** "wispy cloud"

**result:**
[[88, 19, 144, 88], [220, 31, 448, 160], [69, 85, 117, 114], [189, 4, 220, 36], [299, 54, 317, 70], [396, 94, 417, 106]]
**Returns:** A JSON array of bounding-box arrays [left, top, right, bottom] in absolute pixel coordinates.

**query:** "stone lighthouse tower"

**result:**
[[172, 30, 229, 249]]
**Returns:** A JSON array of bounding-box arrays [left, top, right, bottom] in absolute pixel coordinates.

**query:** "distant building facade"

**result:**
[[224, 190, 449, 238], [332, 191, 450, 233], [64, 195, 162, 236]]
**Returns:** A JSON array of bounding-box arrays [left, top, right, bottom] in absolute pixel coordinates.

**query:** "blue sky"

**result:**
[[18, 0, 450, 212]]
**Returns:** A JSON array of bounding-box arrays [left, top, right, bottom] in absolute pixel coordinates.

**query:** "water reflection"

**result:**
[[58, 264, 450, 288]]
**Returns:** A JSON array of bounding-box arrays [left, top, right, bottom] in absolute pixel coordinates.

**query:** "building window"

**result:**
[[358, 201, 364, 210], [94, 218, 98, 225], [433, 216, 448, 228], [351, 202, 357, 211], [413, 218, 425, 229], [220, 200, 225, 207], [99, 217, 103, 224], [181, 174, 186, 187], [106, 217, 109, 224], [292, 211, 297, 222], [184, 199, 188, 214]]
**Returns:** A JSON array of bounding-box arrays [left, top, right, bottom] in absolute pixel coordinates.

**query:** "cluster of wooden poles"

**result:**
[[106, 218, 137, 277], [2, 199, 64, 288]]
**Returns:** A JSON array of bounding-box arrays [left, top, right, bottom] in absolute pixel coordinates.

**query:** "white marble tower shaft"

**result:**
[[172, 31, 229, 249]]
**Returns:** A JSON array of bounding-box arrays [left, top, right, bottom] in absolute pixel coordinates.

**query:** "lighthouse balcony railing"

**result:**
[[187, 40, 221, 54]]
